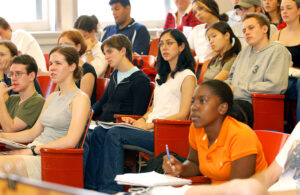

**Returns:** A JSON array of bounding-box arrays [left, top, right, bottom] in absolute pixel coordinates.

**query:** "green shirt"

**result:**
[[6, 92, 45, 130]]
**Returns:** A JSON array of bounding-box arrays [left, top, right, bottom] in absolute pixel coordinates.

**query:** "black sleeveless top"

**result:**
[[278, 30, 300, 67]]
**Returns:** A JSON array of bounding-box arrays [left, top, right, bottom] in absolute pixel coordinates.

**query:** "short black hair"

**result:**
[[109, 0, 130, 7], [11, 54, 38, 79], [200, 80, 233, 116], [74, 15, 99, 33]]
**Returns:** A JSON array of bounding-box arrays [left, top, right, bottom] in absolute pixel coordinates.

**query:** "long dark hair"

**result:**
[[206, 21, 241, 68], [156, 29, 195, 85], [192, 0, 228, 22]]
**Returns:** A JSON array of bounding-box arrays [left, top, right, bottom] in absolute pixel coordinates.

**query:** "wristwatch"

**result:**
[[30, 145, 38, 156]]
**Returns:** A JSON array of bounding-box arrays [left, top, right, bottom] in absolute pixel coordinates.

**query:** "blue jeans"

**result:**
[[84, 126, 154, 194], [285, 77, 300, 122]]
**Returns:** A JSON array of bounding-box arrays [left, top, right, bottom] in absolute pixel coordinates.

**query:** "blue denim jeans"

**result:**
[[285, 77, 300, 122], [84, 126, 154, 194]]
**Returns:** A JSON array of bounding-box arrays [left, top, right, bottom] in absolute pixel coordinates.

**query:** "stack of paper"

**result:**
[[115, 171, 192, 187]]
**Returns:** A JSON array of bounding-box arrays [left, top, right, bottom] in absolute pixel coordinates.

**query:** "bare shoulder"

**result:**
[[72, 91, 91, 106]]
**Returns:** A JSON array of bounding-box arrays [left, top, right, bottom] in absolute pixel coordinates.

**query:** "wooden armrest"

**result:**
[[114, 114, 142, 123], [153, 119, 191, 125], [40, 148, 83, 154], [251, 93, 285, 99]]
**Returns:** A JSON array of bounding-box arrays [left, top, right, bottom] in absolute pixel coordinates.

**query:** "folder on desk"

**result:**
[[115, 171, 191, 187]]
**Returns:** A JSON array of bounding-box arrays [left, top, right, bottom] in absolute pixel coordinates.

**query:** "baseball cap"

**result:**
[[234, 0, 261, 9]]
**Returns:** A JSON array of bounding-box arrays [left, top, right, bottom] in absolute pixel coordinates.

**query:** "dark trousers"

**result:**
[[232, 100, 254, 128]]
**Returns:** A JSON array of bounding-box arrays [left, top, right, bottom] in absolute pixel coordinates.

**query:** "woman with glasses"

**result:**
[[84, 29, 196, 194], [0, 45, 90, 181], [188, 0, 228, 63], [74, 15, 108, 78], [0, 40, 43, 96], [58, 30, 97, 105]]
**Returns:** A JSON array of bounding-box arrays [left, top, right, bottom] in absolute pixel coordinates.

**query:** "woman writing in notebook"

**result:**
[[84, 29, 196, 194], [0, 46, 90, 180], [163, 80, 267, 184]]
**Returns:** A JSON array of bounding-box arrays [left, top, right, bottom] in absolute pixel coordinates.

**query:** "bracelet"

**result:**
[[30, 145, 38, 156], [86, 50, 92, 55], [141, 117, 146, 122]]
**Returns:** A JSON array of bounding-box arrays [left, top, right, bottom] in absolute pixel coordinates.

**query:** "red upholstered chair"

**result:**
[[254, 130, 289, 165], [149, 38, 159, 57], [132, 55, 157, 82], [252, 94, 285, 132], [95, 78, 110, 102], [132, 55, 156, 68], [40, 109, 94, 188], [44, 53, 50, 71], [37, 75, 56, 98]]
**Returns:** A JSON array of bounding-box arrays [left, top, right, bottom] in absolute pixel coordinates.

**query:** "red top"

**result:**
[[163, 9, 201, 31]]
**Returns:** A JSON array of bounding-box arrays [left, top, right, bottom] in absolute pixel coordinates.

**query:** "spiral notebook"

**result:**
[[115, 171, 192, 187]]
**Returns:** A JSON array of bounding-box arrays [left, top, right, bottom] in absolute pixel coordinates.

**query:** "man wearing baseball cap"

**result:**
[[231, 0, 278, 48]]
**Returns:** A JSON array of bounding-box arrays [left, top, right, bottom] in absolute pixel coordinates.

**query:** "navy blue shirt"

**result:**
[[101, 18, 150, 55]]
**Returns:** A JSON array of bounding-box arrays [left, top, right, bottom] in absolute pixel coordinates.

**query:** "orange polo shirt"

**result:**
[[189, 116, 267, 184]]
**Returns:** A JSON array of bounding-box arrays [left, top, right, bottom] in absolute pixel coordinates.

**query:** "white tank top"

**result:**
[[147, 69, 195, 123]]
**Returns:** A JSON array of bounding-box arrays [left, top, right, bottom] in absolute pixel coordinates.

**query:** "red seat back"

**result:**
[[254, 130, 289, 165], [149, 38, 159, 57], [96, 78, 109, 102], [37, 75, 56, 98], [44, 53, 50, 71]]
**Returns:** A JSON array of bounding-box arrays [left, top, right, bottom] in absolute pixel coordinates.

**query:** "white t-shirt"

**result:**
[[188, 24, 214, 63], [269, 123, 300, 191], [146, 69, 196, 123], [11, 29, 47, 72], [82, 41, 108, 78]]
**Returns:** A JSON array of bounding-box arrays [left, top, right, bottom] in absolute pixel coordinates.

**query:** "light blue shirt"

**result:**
[[117, 66, 139, 84]]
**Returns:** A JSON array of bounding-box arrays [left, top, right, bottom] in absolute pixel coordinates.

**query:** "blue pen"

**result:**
[[166, 144, 171, 160]]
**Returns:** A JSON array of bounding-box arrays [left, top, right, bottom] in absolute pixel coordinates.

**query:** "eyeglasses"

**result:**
[[157, 41, 176, 48], [7, 72, 27, 78]]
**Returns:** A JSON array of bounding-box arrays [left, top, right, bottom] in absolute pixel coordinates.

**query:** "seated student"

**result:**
[[0, 46, 90, 180], [163, 0, 201, 32], [101, 0, 150, 55], [92, 34, 150, 122], [262, 0, 286, 30], [203, 21, 241, 81], [188, 0, 228, 63], [184, 123, 300, 194], [0, 54, 45, 132], [225, 13, 290, 127], [84, 29, 196, 193], [58, 30, 97, 105], [0, 17, 47, 74], [0, 41, 43, 96], [226, 0, 242, 26], [232, 0, 278, 48], [270, 0, 300, 127], [74, 15, 108, 78], [163, 80, 267, 184]]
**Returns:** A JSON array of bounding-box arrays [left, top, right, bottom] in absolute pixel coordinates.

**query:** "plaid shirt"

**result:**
[[163, 6, 201, 31]]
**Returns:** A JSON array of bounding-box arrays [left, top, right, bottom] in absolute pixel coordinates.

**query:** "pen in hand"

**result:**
[[166, 144, 175, 172]]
